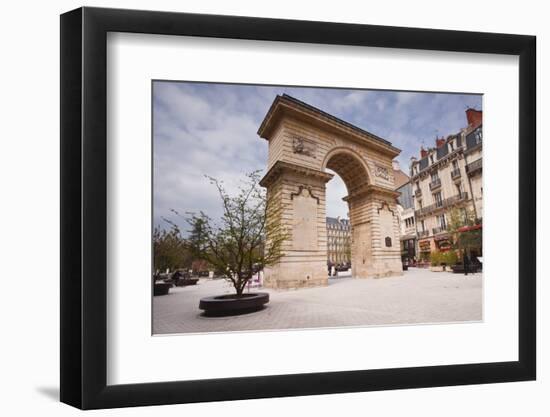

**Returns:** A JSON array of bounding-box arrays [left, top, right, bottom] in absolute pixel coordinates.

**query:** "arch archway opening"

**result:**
[[324, 151, 371, 279], [324, 150, 370, 195]]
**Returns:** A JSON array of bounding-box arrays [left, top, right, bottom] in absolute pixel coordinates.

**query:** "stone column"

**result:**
[[260, 161, 333, 289], [347, 187, 403, 279]]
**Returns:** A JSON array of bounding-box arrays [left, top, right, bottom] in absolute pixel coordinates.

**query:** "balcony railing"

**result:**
[[415, 192, 469, 218], [432, 226, 448, 235], [451, 168, 461, 179], [429, 178, 441, 190], [466, 158, 482, 175], [418, 230, 429, 238], [414, 188, 422, 198]]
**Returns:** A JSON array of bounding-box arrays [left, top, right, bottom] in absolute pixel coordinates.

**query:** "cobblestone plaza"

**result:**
[[153, 268, 482, 335]]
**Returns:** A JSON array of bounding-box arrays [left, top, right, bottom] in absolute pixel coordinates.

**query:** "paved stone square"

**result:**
[[153, 267, 482, 335]]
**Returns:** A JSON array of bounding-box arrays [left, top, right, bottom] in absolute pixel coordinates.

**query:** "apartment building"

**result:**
[[326, 216, 351, 265], [409, 108, 483, 260], [394, 161, 416, 262]]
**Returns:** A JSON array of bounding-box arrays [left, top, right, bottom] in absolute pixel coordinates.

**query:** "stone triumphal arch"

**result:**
[[258, 94, 403, 289]]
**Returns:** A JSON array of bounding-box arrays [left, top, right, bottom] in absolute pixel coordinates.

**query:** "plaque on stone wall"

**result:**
[[379, 207, 395, 248], [292, 188, 318, 251]]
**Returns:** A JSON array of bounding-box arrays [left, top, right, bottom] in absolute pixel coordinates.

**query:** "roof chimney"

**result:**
[[466, 108, 482, 128], [436, 136, 446, 148], [420, 146, 428, 158]]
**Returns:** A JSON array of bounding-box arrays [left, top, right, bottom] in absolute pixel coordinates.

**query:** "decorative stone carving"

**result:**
[[379, 208, 396, 250], [374, 164, 390, 180], [290, 185, 320, 204], [377, 201, 395, 215], [292, 137, 316, 158]]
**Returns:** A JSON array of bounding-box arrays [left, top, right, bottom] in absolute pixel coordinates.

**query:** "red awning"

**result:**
[[457, 224, 482, 233]]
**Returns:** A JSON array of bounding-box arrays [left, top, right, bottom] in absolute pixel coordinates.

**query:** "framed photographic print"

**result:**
[[60, 6, 536, 409]]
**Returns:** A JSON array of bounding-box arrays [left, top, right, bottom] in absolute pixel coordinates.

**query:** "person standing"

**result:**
[[171, 270, 182, 286], [463, 252, 470, 276]]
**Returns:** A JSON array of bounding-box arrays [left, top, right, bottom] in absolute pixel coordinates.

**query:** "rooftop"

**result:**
[[393, 168, 410, 189], [326, 216, 350, 225]]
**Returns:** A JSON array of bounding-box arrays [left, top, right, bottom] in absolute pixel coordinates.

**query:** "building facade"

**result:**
[[396, 181, 416, 262], [393, 161, 416, 263], [326, 217, 351, 265], [409, 108, 483, 261]]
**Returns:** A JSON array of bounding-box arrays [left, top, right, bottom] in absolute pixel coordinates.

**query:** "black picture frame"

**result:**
[[60, 6, 536, 410]]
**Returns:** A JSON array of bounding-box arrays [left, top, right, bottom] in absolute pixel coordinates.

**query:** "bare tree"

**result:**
[[186, 171, 288, 296]]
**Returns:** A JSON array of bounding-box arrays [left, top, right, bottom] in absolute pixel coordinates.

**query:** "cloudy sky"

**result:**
[[153, 81, 481, 233]]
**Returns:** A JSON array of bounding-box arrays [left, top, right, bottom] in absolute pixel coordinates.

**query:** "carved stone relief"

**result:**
[[292, 137, 317, 158], [374, 164, 390, 180]]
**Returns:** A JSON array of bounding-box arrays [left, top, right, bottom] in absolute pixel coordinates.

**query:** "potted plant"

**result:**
[[182, 172, 288, 316], [429, 251, 445, 272], [152, 273, 172, 296], [172, 270, 199, 287]]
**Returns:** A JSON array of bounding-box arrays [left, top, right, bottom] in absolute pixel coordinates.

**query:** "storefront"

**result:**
[[434, 235, 452, 252], [400, 235, 416, 263], [457, 224, 483, 258], [418, 239, 432, 264]]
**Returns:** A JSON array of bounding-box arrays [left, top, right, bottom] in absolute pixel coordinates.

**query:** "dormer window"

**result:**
[[429, 154, 434, 164], [449, 141, 454, 152]]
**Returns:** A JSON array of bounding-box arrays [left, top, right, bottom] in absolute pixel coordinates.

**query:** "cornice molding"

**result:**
[[259, 160, 334, 188], [258, 95, 401, 158]]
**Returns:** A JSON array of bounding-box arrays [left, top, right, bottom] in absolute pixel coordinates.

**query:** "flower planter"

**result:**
[[199, 292, 269, 317], [176, 278, 199, 287], [153, 282, 172, 296], [451, 264, 481, 274], [429, 266, 445, 272]]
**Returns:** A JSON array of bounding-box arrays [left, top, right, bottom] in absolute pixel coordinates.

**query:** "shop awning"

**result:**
[[457, 224, 482, 233]]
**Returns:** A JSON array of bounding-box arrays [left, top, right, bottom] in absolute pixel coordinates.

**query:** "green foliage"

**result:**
[[153, 225, 190, 273], [430, 251, 442, 266], [430, 250, 458, 266], [442, 250, 458, 266], [419, 252, 430, 262], [447, 207, 482, 256], [185, 171, 289, 295]]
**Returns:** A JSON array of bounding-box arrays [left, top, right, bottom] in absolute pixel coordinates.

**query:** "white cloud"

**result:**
[[153, 82, 482, 230]]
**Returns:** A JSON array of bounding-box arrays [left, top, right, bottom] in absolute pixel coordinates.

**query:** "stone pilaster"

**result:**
[[260, 161, 333, 289], [346, 186, 403, 279]]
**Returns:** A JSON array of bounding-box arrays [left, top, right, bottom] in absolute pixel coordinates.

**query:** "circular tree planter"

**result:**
[[154, 282, 172, 296], [176, 278, 199, 287], [199, 292, 269, 317]]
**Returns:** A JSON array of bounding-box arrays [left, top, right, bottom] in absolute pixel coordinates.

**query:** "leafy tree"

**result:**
[[152, 225, 190, 274], [187, 216, 208, 259], [164, 210, 210, 274], [186, 171, 288, 296], [447, 207, 482, 260]]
